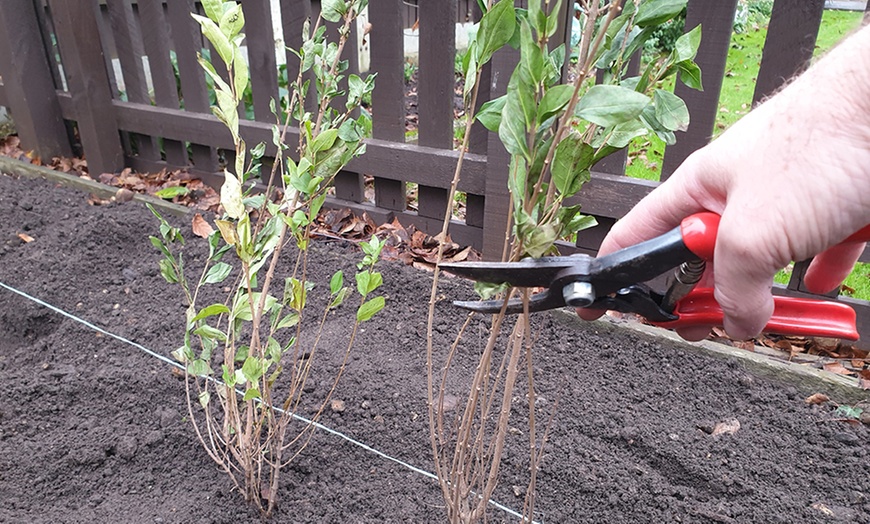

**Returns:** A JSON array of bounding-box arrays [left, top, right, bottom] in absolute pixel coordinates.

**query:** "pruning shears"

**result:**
[[440, 213, 870, 341]]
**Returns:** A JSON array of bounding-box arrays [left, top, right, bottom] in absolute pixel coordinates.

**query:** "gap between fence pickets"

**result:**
[[0, 279, 539, 523]]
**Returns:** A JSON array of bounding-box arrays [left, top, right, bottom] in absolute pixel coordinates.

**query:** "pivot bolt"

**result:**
[[562, 281, 595, 308]]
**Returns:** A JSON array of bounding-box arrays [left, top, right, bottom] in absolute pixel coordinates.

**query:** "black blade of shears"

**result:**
[[440, 227, 697, 315], [439, 257, 581, 288], [441, 257, 581, 314]]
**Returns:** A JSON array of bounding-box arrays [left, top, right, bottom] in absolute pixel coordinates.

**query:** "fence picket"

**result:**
[[48, 0, 123, 175], [416, 0, 456, 223], [661, 0, 739, 180], [165, 0, 219, 175], [138, 0, 187, 167], [241, 0, 280, 120], [106, 0, 159, 160], [0, 0, 70, 159], [369, 0, 407, 212], [753, 0, 825, 104]]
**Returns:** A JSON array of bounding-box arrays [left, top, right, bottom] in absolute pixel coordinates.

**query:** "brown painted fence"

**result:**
[[1, 0, 869, 344]]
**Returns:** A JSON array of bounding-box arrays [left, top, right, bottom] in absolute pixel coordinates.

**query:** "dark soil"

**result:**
[[1, 172, 870, 524]]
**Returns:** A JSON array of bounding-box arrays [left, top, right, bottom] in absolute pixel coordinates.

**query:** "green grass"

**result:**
[[627, 10, 869, 299], [626, 10, 863, 181]]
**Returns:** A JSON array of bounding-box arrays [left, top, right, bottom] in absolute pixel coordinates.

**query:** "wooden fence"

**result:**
[[1, 0, 870, 344]]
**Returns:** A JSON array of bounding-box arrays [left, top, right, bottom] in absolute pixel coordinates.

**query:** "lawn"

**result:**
[[624, 9, 868, 299]]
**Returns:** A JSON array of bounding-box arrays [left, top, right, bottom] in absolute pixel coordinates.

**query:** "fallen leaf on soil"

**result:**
[[17, 233, 34, 243], [191, 214, 214, 238], [805, 393, 830, 405], [710, 419, 740, 436], [114, 187, 135, 203], [823, 362, 854, 376], [87, 194, 113, 206], [811, 502, 835, 516]]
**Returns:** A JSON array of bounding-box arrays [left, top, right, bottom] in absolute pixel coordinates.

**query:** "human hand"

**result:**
[[579, 26, 870, 340]]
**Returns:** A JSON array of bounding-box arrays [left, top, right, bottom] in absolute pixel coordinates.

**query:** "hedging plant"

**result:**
[[148, 0, 382, 516], [427, 1, 703, 522]]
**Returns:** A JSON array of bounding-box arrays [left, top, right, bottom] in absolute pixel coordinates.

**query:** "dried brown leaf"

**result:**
[[823, 362, 854, 376], [805, 393, 830, 405], [191, 214, 214, 239], [711, 419, 740, 436]]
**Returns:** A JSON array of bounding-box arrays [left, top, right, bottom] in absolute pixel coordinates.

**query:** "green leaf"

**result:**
[[678, 61, 703, 91], [233, 47, 249, 97], [551, 135, 593, 197], [635, 0, 687, 27], [499, 87, 531, 159], [519, 20, 544, 86], [243, 388, 261, 401], [653, 89, 690, 132], [605, 119, 648, 148], [357, 296, 385, 322], [198, 390, 211, 408], [275, 312, 300, 330], [672, 24, 702, 64], [159, 258, 178, 284], [285, 278, 307, 310], [474, 281, 509, 300], [150, 236, 171, 258], [197, 54, 232, 94], [545, 0, 563, 37], [476, 0, 516, 65], [523, 223, 559, 258], [338, 118, 366, 142], [321, 0, 347, 22], [232, 292, 277, 322], [330, 270, 344, 294], [536, 84, 573, 125], [192, 13, 233, 65], [250, 141, 266, 159], [638, 104, 677, 145], [575, 85, 650, 128], [221, 170, 245, 220], [215, 88, 239, 140], [204, 261, 233, 284], [309, 128, 339, 153], [219, 3, 245, 39], [188, 358, 213, 376], [201, 0, 223, 21], [192, 303, 231, 323], [194, 324, 227, 343], [475, 95, 506, 132], [329, 287, 350, 309], [266, 337, 282, 361], [154, 186, 189, 199], [241, 355, 266, 383], [355, 271, 370, 296]]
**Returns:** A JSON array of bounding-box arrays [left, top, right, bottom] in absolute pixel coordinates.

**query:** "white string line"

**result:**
[[0, 280, 539, 523]]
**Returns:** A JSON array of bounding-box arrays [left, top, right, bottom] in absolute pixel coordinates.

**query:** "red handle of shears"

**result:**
[[655, 213, 870, 340]]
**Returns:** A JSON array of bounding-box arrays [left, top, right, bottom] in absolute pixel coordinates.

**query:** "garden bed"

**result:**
[[1, 171, 870, 523]]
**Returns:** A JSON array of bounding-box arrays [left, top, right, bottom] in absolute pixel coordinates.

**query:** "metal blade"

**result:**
[[440, 256, 586, 288], [452, 289, 565, 315]]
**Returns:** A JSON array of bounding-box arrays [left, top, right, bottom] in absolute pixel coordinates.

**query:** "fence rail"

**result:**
[[2, 0, 870, 345]]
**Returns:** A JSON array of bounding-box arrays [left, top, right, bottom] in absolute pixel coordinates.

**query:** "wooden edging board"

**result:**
[[0, 155, 189, 217]]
